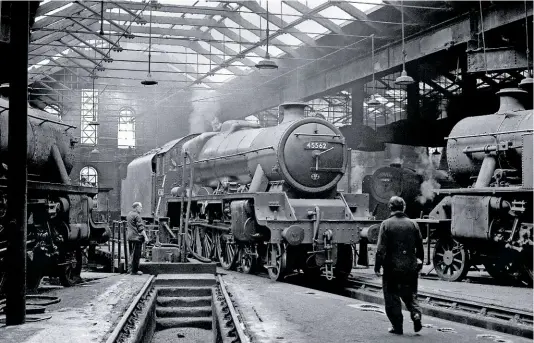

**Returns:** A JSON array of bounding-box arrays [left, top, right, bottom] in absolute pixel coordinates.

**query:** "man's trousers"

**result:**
[[382, 271, 422, 330], [128, 241, 142, 274]]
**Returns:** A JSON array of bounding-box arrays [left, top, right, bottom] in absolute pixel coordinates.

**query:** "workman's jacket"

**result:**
[[126, 211, 146, 242], [374, 211, 424, 275]]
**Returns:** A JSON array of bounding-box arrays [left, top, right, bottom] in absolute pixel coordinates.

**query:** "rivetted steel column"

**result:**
[[5, 0, 29, 326]]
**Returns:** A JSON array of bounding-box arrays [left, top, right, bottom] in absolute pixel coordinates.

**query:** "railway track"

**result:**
[[213, 275, 251, 343], [343, 277, 533, 338]]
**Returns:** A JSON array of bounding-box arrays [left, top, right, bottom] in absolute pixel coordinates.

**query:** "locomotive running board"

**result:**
[[0, 180, 98, 195]]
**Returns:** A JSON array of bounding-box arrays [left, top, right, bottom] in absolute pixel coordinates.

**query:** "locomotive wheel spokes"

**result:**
[[239, 245, 256, 274], [201, 230, 214, 260], [266, 243, 287, 281], [217, 233, 237, 270], [59, 248, 82, 287], [433, 238, 469, 282]]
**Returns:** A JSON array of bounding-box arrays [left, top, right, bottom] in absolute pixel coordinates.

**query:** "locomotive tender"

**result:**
[[121, 103, 379, 280], [0, 98, 109, 291], [428, 88, 532, 284]]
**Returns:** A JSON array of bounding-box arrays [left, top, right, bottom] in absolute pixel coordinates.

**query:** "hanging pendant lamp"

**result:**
[[519, 0, 533, 89], [395, 0, 414, 86], [368, 34, 381, 106], [141, 6, 158, 85], [256, 1, 278, 70]]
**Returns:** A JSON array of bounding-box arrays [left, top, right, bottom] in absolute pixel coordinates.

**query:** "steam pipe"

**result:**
[[51, 145, 71, 184], [474, 155, 497, 188]]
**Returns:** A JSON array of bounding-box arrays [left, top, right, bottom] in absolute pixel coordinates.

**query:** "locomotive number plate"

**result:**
[[304, 141, 329, 150]]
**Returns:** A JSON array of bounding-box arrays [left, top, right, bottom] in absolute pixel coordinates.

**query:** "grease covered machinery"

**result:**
[[121, 103, 380, 280], [0, 98, 109, 291]]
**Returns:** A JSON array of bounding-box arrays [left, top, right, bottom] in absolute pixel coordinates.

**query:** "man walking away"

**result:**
[[126, 202, 148, 275], [374, 196, 424, 335]]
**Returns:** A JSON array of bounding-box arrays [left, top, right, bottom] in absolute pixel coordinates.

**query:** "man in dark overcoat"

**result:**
[[374, 196, 424, 335]]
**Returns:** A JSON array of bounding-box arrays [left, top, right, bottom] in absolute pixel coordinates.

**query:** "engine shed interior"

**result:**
[[0, 0, 532, 333]]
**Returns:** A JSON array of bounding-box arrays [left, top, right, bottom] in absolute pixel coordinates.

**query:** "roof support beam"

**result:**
[[216, 3, 531, 120], [74, 1, 134, 38], [58, 40, 105, 70], [283, 1, 345, 35], [67, 32, 113, 61], [330, 1, 384, 33], [69, 18, 123, 51], [110, 1, 146, 24]]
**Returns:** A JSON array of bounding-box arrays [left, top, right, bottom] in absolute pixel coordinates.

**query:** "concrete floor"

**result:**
[[0, 273, 149, 343], [222, 270, 531, 343], [352, 266, 533, 313]]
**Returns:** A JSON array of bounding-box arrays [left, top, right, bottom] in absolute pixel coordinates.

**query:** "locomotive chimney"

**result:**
[[280, 102, 308, 123], [496, 88, 527, 114]]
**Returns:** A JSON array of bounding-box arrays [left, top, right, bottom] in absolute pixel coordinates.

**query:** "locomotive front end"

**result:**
[[429, 88, 533, 284]]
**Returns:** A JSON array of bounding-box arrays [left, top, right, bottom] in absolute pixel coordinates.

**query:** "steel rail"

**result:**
[[345, 277, 533, 336], [104, 275, 155, 343], [217, 274, 251, 343]]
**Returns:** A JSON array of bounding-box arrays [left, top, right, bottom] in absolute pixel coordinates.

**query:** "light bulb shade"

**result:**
[[367, 94, 381, 106], [90, 147, 100, 155], [395, 70, 415, 86], [141, 73, 158, 85], [255, 58, 278, 70], [519, 76, 534, 89], [87, 121, 99, 126]]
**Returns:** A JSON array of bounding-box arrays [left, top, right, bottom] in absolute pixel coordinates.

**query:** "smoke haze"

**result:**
[[189, 89, 221, 133]]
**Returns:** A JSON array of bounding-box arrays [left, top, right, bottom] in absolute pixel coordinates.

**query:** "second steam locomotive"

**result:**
[[122, 103, 379, 280]]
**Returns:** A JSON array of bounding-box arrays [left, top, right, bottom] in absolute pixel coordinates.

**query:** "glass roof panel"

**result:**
[[266, 45, 285, 57], [34, 2, 73, 22], [208, 68, 235, 83], [294, 20, 329, 38], [318, 6, 354, 26], [271, 2, 303, 25], [349, 0, 384, 13], [276, 33, 303, 46]]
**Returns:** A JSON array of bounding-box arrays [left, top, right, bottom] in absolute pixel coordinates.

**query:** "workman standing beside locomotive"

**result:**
[[374, 196, 424, 335], [126, 202, 148, 275]]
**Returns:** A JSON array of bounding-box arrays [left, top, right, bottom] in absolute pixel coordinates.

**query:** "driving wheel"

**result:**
[[433, 238, 469, 281], [266, 243, 287, 281]]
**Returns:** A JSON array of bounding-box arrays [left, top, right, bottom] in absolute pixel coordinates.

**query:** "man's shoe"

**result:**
[[388, 327, 403, 335], [413, 314, 422, 332]]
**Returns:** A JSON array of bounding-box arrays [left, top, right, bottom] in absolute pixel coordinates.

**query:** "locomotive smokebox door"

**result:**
[[451, 196, 491, 240]]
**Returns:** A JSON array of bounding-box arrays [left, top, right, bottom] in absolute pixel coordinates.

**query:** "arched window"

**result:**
[[80, 166, 98, 187], [118, 107, 135, 148]]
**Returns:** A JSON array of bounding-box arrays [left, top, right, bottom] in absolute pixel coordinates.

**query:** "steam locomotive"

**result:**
[[121, 103, 380, 280], [0, 98, 109, 292], [428, 88, 532, 285], [361, 89, 532, 285]]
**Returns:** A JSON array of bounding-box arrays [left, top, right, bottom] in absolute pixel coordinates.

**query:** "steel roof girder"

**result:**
[[58, 40, 105, 70], [74, 1, 134, 38], [283, 1, 345, 35], [330, 1, 384, 33], [33, 1, 102, 30], [67, 32, 113, 62]]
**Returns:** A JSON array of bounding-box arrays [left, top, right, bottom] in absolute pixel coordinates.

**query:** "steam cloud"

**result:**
[[415, 147, 447, 205], [189, 89, 221, 133]]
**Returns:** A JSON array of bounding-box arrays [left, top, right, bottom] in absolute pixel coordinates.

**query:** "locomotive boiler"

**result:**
[[0, 98, 109, 291], [429, 88, 533, 284], [122, 103, 379, 280]]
